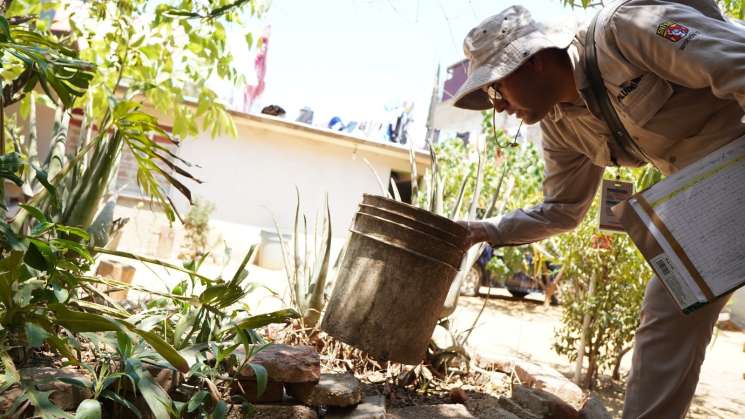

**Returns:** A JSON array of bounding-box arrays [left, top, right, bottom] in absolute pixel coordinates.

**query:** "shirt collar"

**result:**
[[547, 35, 594, 122]]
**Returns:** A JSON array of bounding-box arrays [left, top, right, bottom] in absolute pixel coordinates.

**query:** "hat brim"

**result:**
[[452, 21, 576, 111]]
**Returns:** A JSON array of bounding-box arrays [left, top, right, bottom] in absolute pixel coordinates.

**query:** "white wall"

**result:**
[[173, 120, 419, 239]]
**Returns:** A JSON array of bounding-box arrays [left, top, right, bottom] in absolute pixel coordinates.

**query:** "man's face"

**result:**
[[487, 57, 559, 124]]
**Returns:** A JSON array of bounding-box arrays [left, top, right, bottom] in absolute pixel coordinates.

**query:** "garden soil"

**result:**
[[452, 290, 745, 418]]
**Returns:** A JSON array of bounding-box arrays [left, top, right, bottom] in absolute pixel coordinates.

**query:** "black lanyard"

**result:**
[[584, 12, 652, 167]]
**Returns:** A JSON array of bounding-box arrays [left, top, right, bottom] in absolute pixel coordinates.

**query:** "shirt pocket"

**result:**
[[614, 73, 674, 127]]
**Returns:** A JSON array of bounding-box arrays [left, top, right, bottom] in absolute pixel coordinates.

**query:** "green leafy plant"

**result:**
[[0, 1, 289, 416], [273, 189, 333, 328], [552, 168, 659, 389]]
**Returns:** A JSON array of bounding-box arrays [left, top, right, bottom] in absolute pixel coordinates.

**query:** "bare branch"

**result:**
[[8, 15, 35, 25], [0, 0, 13, 14], [2, 68, 34, 108]]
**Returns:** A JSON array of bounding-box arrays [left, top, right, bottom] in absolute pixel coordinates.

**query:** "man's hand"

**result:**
[[456, 220, 491, 249]]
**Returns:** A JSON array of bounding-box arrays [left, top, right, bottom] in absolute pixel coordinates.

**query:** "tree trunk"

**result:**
[[584, 343, 598, 390], [544, 267, 564, 306], [574, 272, 597, 385], [612, 345, 633, 380]]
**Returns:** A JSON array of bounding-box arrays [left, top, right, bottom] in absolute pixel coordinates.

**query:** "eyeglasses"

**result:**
[[484, 82, 520, 148]]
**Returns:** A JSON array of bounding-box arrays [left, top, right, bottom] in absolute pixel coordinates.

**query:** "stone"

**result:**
[[386, 404, 474, 419], [470, 353, 584, 408], [19, 367, 93, 410], [467, 406, 521, 419], [238, 344, 320, 383], [514, 362, 583, 408], [286, 373, 362, 407], [228, 403, 318, 419], [578, 395, 612, 419], [469, 351, 516, 372], [511, 385, 579, 419], [386, 404, 475, 418], [326, 395, 386, 419], [498, 397, 541, 419], [234, 380, 285, 403], [449, 388, 469, 404]]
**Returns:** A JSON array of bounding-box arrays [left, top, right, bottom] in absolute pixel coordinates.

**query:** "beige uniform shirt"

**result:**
[[485, 0, 745, 246]]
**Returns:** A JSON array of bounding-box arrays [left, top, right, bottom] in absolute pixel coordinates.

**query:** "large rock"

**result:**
[[327, 395, 386, 419], [228, 403, 318, 419], [498, 397, 541, 419], [512, 385, 579, 419], [286, 373, 362, 407], [467, 406, 521, 419], [387, 404, 475, 418], [238, 344, 320, 383], [234, 380, 285, 403], [473, 354, 584, 409], [578, 395, 612, 419]]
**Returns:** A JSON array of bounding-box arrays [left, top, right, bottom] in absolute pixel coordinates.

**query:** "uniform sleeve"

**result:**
[[482, 121, 604, 246], [609, 0, 745, 110]]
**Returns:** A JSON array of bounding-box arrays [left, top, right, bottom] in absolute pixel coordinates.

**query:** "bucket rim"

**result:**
[[362, 194, 468, 235], [357, 204, 464, 241], [353, 212, 464, 252], [348, 229, 461, 271]]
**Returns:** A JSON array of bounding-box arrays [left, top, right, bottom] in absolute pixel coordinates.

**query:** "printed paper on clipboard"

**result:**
[[611, 136, 745, 313]]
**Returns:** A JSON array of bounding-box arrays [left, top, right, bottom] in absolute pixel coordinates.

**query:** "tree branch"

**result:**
[[8, 15, 35, 25], [0, 0, 12, 14], [3, 67, 35, 108]]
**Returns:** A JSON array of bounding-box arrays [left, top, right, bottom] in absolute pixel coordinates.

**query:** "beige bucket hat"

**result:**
[[453, 5, 576, 110]]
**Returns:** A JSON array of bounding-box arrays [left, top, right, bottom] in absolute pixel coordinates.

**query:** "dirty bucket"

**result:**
[[357, 204, 467, 250], [320, 231, 459, 364], [361, 194, 468, 241], [351, 212, 464, 268], [320, 195, 467, 364]]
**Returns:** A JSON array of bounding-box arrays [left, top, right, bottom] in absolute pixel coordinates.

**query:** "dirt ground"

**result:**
[[451, 289, 745, 418]]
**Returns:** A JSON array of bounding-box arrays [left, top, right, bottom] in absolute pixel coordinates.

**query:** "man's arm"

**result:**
[[461, 121, 604, 248], [610, 0, 745, 110]]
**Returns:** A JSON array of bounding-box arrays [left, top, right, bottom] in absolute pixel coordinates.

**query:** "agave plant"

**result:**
[[271, 189, 333, 328]]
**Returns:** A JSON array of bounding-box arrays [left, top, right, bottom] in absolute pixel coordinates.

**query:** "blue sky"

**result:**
[[240, 0, 592, 141]]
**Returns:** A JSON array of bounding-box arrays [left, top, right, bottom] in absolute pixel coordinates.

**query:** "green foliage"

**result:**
[[552, 194, 652, 388], [0, 14, 95, 108], [721, 0, 745, 19], [428, 117, 552, 283], [0, 1, 288, 415], [4, 0, 263, 227], [418, 112, 544, 219], [273, 190, 333, 328]]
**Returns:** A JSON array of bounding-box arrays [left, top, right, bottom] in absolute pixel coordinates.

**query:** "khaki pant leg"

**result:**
[[622, 277, 729, 419]]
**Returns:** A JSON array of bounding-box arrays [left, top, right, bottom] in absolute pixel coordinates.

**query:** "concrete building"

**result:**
[[108, 107, 431, 267]]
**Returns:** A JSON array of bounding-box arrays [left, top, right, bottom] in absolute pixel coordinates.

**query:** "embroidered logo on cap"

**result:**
[[656, 21, 689, 42]]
